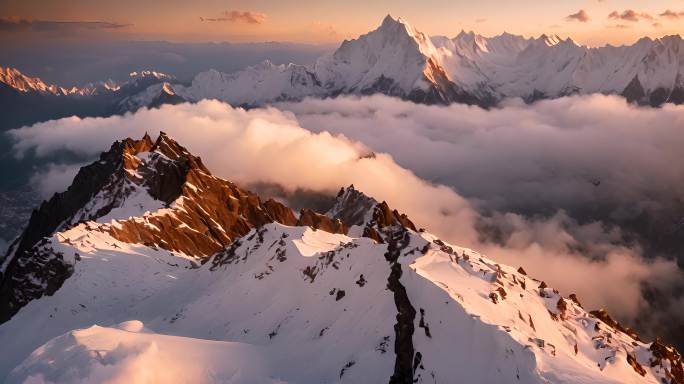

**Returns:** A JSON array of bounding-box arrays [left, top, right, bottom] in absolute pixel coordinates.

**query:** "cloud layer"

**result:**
[[200, 11, 267, 24], [0, 17, 130, 32], [278, 95, 684, 232], [9, 97, 684, 345]]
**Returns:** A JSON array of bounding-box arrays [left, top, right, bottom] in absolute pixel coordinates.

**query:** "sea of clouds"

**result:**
[[8, 95, 684, 345]]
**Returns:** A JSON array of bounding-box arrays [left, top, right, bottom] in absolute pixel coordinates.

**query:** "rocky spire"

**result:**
[[326, 185, 417, 243]]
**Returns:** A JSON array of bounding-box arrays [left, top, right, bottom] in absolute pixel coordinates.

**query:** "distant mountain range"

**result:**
[[2, 14, 683, 128], [175, 15, 684, 107], [1, 132, 681, 383], [0, 67, 180, 131]]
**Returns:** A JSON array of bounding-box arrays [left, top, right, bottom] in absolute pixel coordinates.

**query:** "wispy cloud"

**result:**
[[659, 9, 684, 20], [0, 17, 131, 32], [200, 10, 267, 24], [565, 9, 590, 22], [475, 18, 487, 23], [607, 10, 654, 22], [609, 24, 631, 29]]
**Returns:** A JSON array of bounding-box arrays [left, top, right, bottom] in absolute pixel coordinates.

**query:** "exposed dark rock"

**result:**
[[339, 360, 355, 379], [590, 309, 640, 341], [556, 298, 568, 319], [384, 228, 418, 384], [335, 290, 346, 301], [568, 293, 582, 308], [649, 338, 684, 384], [297, 208, 348, 234], [626, 353, 647, 376], [418, 308, 432, 338], [622, 75, 646, 104]]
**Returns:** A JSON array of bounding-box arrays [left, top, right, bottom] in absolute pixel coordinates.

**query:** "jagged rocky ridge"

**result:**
[[0, 133, 344, 323], [0, 133, 682, 383]]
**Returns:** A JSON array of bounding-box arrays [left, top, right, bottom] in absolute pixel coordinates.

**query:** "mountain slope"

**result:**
[[0, 133, 682, 383]]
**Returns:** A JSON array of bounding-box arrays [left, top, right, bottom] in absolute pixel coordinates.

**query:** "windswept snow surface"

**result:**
[[6, 321, 276, 384], [1, 221, 670, 383]]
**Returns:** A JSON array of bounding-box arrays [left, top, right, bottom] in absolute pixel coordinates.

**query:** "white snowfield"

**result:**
[[173, 15, 684, 106], [0, 218, 672, 383]]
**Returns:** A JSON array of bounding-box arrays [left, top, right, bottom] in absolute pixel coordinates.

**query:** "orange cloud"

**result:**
[[659, 10, 684, 20], [607, 10, 653, 22], [200, 10, 267, 24], [565, 9, 590, 22]]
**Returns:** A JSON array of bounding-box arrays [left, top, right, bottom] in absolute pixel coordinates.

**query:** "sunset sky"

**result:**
[[1, 0, 683, 46]]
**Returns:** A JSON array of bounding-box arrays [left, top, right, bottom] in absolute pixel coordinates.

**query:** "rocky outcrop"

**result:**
[[622, 76, 646, 104], [0, 136, 161, 322], [296, 209, 348, 234], [104, 133, 299, 257], [650, 338, 684, 384], [327, 185, 377, 227], [327, 185, 417, 243], [590, 309, 640, 341]]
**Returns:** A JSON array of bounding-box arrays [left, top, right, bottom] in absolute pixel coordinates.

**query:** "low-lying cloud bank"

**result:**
[[9, 97, 684, 345], [279, 95, 684, 225]]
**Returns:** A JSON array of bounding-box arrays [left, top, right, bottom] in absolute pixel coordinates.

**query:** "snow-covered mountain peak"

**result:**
[[128, 70, 174, 81], [312, 13, 444, 96], [0, 66, 91, 96], [171, 15, 684, 107]]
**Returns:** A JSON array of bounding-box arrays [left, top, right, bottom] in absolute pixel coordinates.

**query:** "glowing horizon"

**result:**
[[1, 0, 683, 47]]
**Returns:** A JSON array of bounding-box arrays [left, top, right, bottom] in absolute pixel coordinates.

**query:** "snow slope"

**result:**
[[6, 321, 277, 384], [2, 221, 677, 383], [0, 134, 681, 383]]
